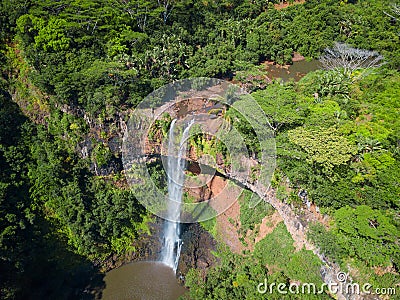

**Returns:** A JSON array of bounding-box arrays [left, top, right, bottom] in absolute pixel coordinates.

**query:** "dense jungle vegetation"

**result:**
[[1, 0, 399, 299]]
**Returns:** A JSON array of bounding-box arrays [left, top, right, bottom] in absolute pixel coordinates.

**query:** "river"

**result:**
[[265, 59, 320, 82], [102, 261, 187, 300]]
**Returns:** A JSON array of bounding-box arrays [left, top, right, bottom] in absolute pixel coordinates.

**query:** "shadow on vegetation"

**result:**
[[1, 217, 106, 300], [0, 90, 105, 299]]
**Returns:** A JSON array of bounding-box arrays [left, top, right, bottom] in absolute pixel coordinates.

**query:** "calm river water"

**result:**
[[102, 261, 187, 300], [266, 59, 320, 81]]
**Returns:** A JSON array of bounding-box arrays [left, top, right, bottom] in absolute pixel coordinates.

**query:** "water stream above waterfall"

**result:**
[[160, 119, 193, 272]]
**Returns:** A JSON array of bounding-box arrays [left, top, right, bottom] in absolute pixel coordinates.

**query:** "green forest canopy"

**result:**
[[0, 0, 399, 298]]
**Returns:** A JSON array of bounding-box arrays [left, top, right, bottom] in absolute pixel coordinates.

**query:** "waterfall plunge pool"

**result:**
[[102, 261, 187, 300]]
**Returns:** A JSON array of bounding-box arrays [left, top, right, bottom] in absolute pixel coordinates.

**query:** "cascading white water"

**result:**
[[161, 119, 193, 273]]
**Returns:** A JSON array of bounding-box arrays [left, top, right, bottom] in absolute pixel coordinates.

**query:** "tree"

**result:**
[[252, 84, 305, 135], [157, 0, 175, 24], [384, 3, 400, 21], [287, 126, 357, 177], [333, 205, 399, 267], [319, 42, 384, 80], [0, 87, 105, 299]]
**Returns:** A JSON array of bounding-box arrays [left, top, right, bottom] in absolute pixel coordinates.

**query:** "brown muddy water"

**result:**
[[266, 59, 320, 82], [102, 261, 187, 300]]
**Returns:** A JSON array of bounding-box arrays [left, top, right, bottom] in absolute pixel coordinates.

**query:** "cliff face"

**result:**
[[8, 64, 362, 297], [100, 216, 217, 283], [178, 223, 217, 278]]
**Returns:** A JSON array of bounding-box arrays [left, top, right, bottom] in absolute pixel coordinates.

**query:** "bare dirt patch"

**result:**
[[207, 177, 244, 254], [292, 52, 305, 62], [274, 0, 306, 11], [206, 175, 285, 253], [215, 197, 243, 254], [255, 211, 283, 244]]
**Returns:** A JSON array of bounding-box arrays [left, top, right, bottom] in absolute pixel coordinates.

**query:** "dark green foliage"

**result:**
[[253, 83, 306, 135], [307, 223, 348, 264], [0, 75, 146, 299], [225, 106, 261, 157], [0, 88, 105, 299], [27, 125, 147, 257], [3, 0, 398, 118]]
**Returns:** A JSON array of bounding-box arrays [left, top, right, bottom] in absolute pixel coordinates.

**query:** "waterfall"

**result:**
[[161, 119, 193, 273]]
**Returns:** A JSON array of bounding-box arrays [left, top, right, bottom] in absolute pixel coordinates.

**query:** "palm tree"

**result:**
[[357, 136, 383, 153]]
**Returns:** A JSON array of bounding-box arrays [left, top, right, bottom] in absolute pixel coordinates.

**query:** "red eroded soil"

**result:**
[[254, 211, 283, 244], [207, 176, 244, 253], [186, 173, 285, 254]]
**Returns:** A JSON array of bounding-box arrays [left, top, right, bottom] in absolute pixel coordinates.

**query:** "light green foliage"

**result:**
[[252, 83, 305, 134], [334, 206, 397, 244], [340, 117, 392, 144], [255, 223, 324, 286], [287, 126, 357, 176], [351, 151, 395, 183], [200, 217, 217, 238], [238, 190, 273, 237], [16, 13, 45, 35], [310, 205, 400, 279], [306, 99, 344, 127], [34, 17, 71, 51]]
